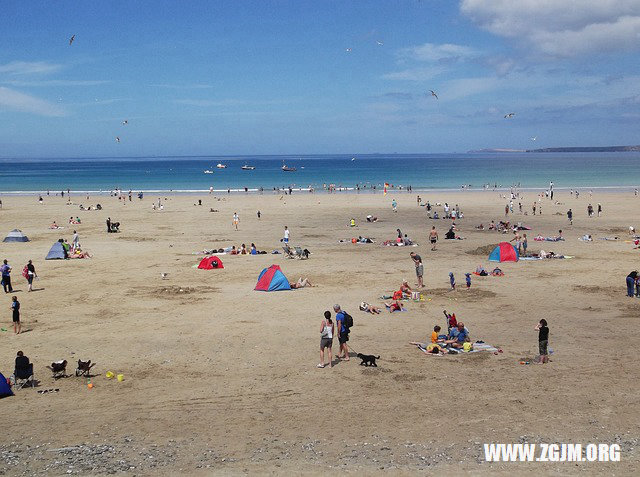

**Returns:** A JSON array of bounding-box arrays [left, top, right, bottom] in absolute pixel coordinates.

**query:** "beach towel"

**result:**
[[417, 342, 499, 354]]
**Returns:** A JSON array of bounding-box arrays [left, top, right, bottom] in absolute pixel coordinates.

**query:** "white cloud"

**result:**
[[381, 66, 447, 81], [0, 86, 66, 116], [461, 0, 640, 56], [399, 42, 478, 62], [0, 61, 62, 75], [3, 79, 109, 87]]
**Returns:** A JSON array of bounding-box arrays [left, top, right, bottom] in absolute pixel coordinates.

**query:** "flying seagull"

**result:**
[[428, 90, 438, 100], [345, 48, 352, 52], [376, 40, 384, 46], [122, 120, 128, 125], [69, 35, 75, 45], [504, 113, 515, 118], [530, 136, 537, 141], [115, 136, 120, 143]]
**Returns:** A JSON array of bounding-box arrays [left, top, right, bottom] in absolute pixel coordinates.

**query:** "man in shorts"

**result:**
[[429, 226, 438, 251], [334, 304, 349, 361], [410, 252, 424, 288]]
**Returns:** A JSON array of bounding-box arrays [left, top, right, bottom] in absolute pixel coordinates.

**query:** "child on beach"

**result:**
[[449, 272, 455, 290], [535, 319, 549, 364], [465, 273, 471, 289], [443, 310, 457, 332], [522, 233, 528, 255]]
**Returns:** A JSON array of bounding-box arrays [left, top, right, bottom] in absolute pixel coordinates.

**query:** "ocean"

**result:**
[[0, 152, 639, 194]]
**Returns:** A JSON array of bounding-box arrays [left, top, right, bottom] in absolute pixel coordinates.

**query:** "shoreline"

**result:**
[[0, 185, 638, 196]]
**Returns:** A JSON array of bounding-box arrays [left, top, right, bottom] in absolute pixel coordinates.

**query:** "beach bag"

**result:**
[[22, 266, 28, 279]]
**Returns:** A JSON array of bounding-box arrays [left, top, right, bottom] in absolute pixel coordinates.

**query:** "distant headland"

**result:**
[[469, 145, 640, 153]]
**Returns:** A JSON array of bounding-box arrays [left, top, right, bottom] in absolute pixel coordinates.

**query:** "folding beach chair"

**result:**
[[47, 360, 68, 379], [13, 363, 35, 390], [75, 359, 95, 377], [282, 244, 295, 259], [294, 246, 309, 259]]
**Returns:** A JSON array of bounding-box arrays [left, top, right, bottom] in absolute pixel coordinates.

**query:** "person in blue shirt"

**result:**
[[334, 304, 350, 361], [1, 259, 13, 293], [446, 323, 469, 349]]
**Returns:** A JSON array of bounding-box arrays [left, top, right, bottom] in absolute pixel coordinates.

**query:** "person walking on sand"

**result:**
[[567, 208, 573, 225], [25, 260, 37, 292], [11, 296, 20, 334], [410, 252, 424, 288], [1, 259, 13, 293], [429, 226, 438, 251], [257, 210, 261, 220], [391, 198, 397, 213], [535, 319, 549, 364], [72, 230, 79, 249], [232, 212, 239, 230], [334, 304, 350, 361], [283, 226, 290, 244], [597, 203, 602, 217], [318, 310, 334, 368]]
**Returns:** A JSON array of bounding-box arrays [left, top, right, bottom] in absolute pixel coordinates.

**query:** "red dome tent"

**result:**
[[198, 255, 224, 269], [488, 242, 519, 262]]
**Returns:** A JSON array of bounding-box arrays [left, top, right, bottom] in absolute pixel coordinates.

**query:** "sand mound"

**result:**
[[128, 286, 219, 299], [466, 244, 497, 256]]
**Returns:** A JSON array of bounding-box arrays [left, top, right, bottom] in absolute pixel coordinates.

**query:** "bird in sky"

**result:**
[[345, 48, 352, 52], [504, 113, 515, 119], [122, 120, 128, 125], [69, 35, 75, 45], [115, 136, 120, 143], [376, 40, 384, 46], [428, 90, 438, 99], [530, 136, 537, 141]]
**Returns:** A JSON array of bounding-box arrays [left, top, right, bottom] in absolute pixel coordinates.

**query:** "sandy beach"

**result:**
[[1, 189, 639, 475]]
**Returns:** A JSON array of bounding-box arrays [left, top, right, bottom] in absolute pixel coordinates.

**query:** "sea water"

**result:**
[[0, 152, 639, 193]]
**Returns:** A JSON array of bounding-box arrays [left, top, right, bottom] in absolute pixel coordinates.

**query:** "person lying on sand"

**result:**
[[475, 265, 488, 276], [290, 277, 312, 289], [359, 302, 382, 314], [49, 222, 60, 229], [384, 300, 405, 312]]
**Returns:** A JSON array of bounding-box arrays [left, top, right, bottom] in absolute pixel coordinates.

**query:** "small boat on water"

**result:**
[[282, 161, 297, 172], [216, 163, 227, 169], [203, 170, 214, 174], [241, 165, 256, 170]]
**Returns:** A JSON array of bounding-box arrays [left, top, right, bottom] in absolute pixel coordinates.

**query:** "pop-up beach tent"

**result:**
[[45, 242, 66, 260], [198, 256, 224, 269], [488, 242, 519, 262], [0, 372, 13, 398], [3, 229, 29, 242], [254, 265, 291, 291]]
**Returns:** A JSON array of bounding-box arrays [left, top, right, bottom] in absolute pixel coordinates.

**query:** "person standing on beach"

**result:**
[[257, 210, 261, 220], [567, 208, 573, 225], [627, 271, 638, 297], [410, 252, 424, 288], [11, 296, 20, 334], [510, 230, 522, 254], [522, 233, 528, 256], [1, 260, 13, 293], [334, 305, 349, 361], [597, 203, 602, 217], [25, 260, 37, 292], [391, 198, 397, 213], [232, 212, 239, 230], [72, 230, 79, 249], [318, 310, 334, 368], [532, 202, 536, 215], [535, 319, 549, 364], [106, 217, 111, 233], [283, 226, 290, 244], [429, 226, 438, 251]]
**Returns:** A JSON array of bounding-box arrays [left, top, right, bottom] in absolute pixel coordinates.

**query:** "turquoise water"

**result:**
[[0, 153, 639, 193]]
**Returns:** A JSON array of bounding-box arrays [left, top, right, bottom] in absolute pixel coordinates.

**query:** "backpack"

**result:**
[[342, 311, 353, 329]]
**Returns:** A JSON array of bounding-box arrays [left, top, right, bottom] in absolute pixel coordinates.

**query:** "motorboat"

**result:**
[[282, 161, 297, 172], [203, 170, 214, 174], [241, 165, 255, 170], [216, 163, 227, 169]]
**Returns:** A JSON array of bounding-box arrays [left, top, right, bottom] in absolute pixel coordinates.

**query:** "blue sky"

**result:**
[[1, 0, 640, 157]]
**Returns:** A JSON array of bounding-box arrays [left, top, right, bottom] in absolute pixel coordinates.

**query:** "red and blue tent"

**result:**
[[0, 372, 13, 398], [488, 242, 519, 262], [254, 265, 291, 291]]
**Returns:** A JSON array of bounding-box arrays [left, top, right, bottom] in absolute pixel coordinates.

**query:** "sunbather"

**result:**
[[290, 277, 312, 289], [475, 265, 488, 276], [384, 300, 405, 312], [359, 302, 381, 314], [400, 280, 412, 295]]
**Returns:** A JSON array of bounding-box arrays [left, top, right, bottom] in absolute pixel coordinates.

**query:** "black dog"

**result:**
[[357, 353, 380, 367]]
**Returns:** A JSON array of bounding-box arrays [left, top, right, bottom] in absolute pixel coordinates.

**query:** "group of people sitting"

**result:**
[[56, 238, 92, 259], [410, 310, 472, 355], [68, 216, 81, 225], [78, 204, 102, 211]]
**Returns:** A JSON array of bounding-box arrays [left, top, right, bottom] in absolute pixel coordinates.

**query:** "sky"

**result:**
[[1, 0, 640, 158]]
